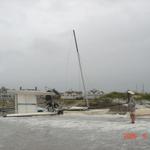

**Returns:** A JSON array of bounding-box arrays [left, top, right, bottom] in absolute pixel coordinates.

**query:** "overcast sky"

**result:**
[[0, 0, 150, 92]]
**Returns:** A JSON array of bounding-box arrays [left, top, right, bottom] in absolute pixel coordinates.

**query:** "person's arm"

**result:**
[[127, 94, 130, 103]]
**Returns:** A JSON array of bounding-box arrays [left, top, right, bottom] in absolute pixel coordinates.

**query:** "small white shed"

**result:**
[[8, 90, 55, 114]]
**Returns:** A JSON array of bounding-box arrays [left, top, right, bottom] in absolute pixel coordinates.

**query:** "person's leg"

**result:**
[[130, 112, 135, 123], [132, 112, 135, 123], [130, 113, 133, 123]]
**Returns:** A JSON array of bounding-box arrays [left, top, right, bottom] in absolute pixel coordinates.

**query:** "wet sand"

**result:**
[[0, 114, 150, 150]]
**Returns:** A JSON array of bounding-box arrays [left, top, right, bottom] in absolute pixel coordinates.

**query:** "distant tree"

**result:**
[[0, 86, 7, 94]]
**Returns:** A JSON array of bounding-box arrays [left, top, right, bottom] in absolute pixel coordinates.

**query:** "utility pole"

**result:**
[[135, 84, 138, 93]]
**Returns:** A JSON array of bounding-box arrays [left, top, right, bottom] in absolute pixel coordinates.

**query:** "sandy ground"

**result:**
[[136, 108, 150, 116], [64, 108, 150, 117]]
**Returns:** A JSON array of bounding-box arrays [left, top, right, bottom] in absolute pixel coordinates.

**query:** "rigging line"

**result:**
[[77, 64, 82, 92], [97, 101, 128, 109], [65, 34, 73, 91], [78, 54, 89, 91]]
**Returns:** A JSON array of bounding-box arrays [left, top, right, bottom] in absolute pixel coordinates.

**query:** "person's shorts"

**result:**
[[130, 111, 135, 114]]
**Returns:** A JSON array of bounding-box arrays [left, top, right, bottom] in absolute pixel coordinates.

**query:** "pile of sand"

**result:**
[[136, 108, 150, 116]]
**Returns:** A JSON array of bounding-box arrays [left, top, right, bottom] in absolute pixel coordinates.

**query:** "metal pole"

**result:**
[[2, 94, 5, 116], [142, 84, 145, 93], [73, 30, 89, 107]]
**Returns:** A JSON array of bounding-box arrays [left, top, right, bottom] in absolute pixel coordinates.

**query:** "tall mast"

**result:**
[[142, 83, 145, 93], [73, 30, 89, 107]]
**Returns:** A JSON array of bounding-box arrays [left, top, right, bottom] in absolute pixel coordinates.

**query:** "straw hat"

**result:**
[[127, 90, 135, 95]]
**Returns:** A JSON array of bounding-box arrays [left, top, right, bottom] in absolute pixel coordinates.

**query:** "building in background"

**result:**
[[61, 90, 83, 100], [8, 88, 55, 114], [87, 89, 104, 100], [61, 89, 104, 100]]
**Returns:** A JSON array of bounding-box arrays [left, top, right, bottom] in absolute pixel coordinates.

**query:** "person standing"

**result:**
[[127, 90, 136, 124]]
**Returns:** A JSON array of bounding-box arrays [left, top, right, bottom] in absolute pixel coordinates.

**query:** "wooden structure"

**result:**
[[8, 90, 55, 114]]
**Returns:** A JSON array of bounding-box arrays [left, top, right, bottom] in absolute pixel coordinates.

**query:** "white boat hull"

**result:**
[[67, 106, 88, 111], [5, 112, 57, 117]]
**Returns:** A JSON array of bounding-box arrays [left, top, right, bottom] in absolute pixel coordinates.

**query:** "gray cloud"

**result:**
[[0, 0, 150, 92]]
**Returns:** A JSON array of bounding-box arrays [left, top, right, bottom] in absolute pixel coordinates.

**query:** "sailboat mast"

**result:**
[[73, 30, 89, 107]]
